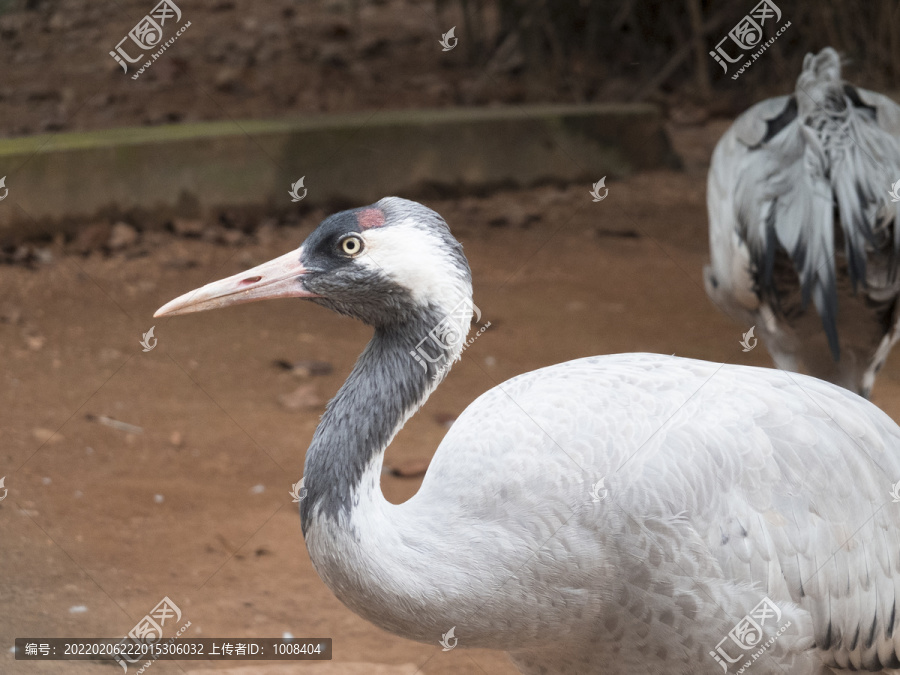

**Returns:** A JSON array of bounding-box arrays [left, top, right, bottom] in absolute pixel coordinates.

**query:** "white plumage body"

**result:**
[[306, 352, 900, 674]]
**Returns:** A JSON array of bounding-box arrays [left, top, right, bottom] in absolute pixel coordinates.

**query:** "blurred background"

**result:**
[[0, 0, 899, 135], [2, 1, 900, 674]]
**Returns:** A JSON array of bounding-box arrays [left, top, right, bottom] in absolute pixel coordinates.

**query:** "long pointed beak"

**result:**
[[154, 248, 318, 317]]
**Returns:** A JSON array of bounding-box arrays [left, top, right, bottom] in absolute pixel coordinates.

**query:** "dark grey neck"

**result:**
[[300, 307, 455, 534]]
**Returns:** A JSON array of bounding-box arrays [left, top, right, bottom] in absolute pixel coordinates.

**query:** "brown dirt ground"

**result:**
[[4, 123, 900, 675]]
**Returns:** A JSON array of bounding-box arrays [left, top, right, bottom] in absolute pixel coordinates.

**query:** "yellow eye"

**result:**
[[341, 235, 363, 256]]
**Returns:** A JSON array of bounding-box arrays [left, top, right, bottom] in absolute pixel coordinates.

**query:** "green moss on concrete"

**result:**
[[0, 104, 662, 156]]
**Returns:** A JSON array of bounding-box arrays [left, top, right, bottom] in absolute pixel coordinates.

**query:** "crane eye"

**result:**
[[340, 235, 363, 257]]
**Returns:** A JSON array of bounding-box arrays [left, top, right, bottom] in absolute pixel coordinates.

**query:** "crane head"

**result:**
[[154, 197, 473, 329]]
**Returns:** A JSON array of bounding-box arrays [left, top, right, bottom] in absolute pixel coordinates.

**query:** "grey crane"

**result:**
[[705, 47, 900, 398], [158, 197, 900, 674]]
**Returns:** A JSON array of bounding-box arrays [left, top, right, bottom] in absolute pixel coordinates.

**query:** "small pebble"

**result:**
[[250, 484, 265, 494], [34, 248, 53, 264], [107, 222, 138, 250], [385, 460, 430, 479], [33, 428, 61, 444], [24, 335, 46, 351], [278, 384, 323, 411], [433, 413, 456, 428], [172, 218, 204, 237], [69, 605, 87, 614], [274, 359, 334, 378], [154, 494, 164, 504]]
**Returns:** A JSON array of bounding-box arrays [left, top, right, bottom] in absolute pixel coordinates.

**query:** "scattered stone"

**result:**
[[107, 222, 138, 250], [203, 225, 244, 245], [593, 227, 640, 239], [201, 225, 224, 242], [169, 431, 184, 447], [72, 223, 111, 253], [0, 13, 26, 38], [384, 460, 430, 479], [39, 117, 66, 133], [250, 484, 265, 494], [358, 37, 389, 58], [68, 605, 87, 614], [33, 248, 53, 264], [97, 347, 123, 365], [141, 230, 167, 247], [32, 428, 61, 444], [214, 67, 241, 92], [278, 384, 323, 411], [162, 257, 199, 270], [274, 359, 334, 378], [23, 333, 45, 351], [154, 494, 164, 504], [433, 412, 457, 428], [171, 218, 204, 237], [317, 44, 348, 68], [47, 12, 71, 32], [85, 414, 143, 435], [255, 220, 276, 246], [0, 305, 22, 324], [220, 228, 244, 245], [25, 87, 61, 102], [489, 201, 540, 229], [669, 104, 710, 126], [4, 245, 30, 264]]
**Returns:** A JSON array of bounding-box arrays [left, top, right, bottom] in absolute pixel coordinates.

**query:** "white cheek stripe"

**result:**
[[359, 220, 470, 309]]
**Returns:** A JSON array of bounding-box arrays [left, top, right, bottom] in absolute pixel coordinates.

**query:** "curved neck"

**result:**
[[300, 301, 471, 533]]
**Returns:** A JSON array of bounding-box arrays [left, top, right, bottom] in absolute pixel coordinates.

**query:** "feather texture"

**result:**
[[304, 350, 900, 674], [706, 47, 900, 397]]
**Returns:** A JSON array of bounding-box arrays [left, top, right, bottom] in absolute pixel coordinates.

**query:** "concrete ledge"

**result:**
[[0, 104, 678, 242]]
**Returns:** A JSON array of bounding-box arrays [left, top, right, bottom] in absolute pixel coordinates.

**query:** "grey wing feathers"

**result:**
[[697, 369, 900, 670], [731, 94, 796, 148], [709, 48, 900, 363]]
